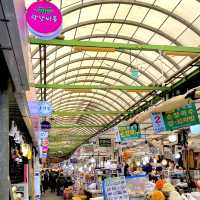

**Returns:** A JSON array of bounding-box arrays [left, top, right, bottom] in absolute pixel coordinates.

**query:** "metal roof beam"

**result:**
[[32, 35, 178, 72], [30, 37, 200, 53], [33, 83, 168, 91], [54, 110, 131, 116]]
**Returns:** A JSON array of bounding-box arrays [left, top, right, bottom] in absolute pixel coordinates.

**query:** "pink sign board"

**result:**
[[26, 1, 62, 40], [42, 146, 48, 152]]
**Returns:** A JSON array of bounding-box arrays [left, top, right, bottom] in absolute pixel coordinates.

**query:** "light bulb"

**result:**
[[90, 157, 96, 163], [136, 161, 140, 166], [154, 158, 157, 164], [168, 134, 177, 143], [143, 161, 147, 165], [175, 153, 181, 159], [162, 159, 167, 166]]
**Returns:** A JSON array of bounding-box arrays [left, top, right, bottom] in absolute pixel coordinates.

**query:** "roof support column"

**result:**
[[0, 81, 11, 199]]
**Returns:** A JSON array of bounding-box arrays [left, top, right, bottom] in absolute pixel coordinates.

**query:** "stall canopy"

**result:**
[[27, 0, 200, 157]]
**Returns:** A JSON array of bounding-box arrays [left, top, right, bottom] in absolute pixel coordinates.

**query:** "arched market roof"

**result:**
[[27, 0, 200, 157]]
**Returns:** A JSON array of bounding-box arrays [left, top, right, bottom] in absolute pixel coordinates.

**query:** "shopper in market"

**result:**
[[49, 170, 57, 192], [64, 176, 74, 189], [124, 162, 130, 177], [41, 170, 46, 194]]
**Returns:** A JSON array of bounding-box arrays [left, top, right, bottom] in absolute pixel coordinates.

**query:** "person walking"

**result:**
[[41, 171, 46, 194]]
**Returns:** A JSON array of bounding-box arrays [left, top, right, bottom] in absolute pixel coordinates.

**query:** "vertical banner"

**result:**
[[151, 112, 166, 133], [39, 131, 48, 159]]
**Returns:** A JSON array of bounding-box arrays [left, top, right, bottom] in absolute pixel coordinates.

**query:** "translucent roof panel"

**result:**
[[27, 0, 200, 156]]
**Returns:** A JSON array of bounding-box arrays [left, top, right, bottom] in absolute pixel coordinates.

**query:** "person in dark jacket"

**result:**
[[64, 176, 73, 189], [124, 163, 130, 177]]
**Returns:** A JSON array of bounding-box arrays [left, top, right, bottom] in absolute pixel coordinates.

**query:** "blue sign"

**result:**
[[39, 131, 48, 139], [28, 101, 40, 116], [38, 101, 52, 117]]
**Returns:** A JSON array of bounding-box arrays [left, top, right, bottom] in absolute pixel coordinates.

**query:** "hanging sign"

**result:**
[[38, 101, 53, 117], [39, 131, 49, 159], [39, 131, 48, 139], [26, 1, 62, 40], [28, 101, 40, 116], [99, 138, 112, 147], [118, 121, 141, 142], [163, 102, 199, 131], [41, 139, 49, 146], [151, 102, 199, 133], [28, 101, 52, 117], [103, 176, 129, 200], [131, 69, 139, 79], [111, 127, 121, 142], [151, 112, 166, 133], [42, 146, 48, 152], [41, 121, 51, 129]]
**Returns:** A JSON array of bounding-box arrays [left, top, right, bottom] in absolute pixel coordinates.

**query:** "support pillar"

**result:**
[[0, 85, 9, 199]]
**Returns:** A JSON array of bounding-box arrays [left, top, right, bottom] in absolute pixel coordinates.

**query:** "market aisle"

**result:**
[[41, 190, 63, 200]]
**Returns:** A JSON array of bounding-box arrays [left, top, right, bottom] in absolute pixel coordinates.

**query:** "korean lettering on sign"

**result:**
[[103, 176, 129, 200], [164, 102, 199, 131]]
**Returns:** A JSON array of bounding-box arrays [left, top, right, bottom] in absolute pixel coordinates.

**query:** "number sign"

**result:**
[[151, 112, 166, 133]]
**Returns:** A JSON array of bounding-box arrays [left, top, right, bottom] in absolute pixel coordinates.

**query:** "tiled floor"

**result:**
[[41, 190, 63, 200]]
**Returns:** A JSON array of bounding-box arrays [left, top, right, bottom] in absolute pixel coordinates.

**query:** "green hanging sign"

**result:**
[[151, 102, 199, 133], [163, 102, 199, 131], [118, 121, 141, 142]]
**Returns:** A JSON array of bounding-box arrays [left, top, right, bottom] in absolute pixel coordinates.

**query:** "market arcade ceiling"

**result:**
[[27, 0, 200, 157]]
